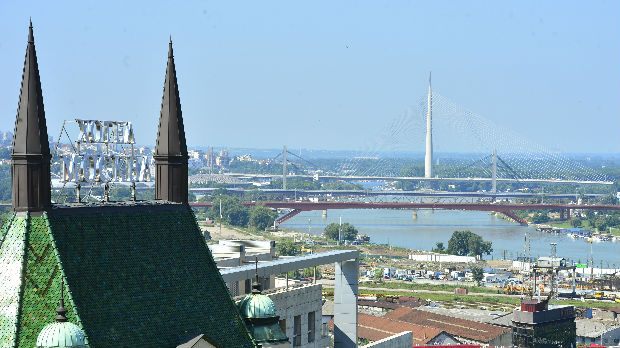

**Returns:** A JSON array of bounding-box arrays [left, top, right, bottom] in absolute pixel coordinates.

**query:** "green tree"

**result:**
[[432, 242, 445, 253], [570, 218, 582, 228], [595, 219, 608, 232], [208, 195, 249, 227], [323, 222, 358, 241], [276, 238, 298, 256], [248, 205, 277, 231], [471, 266, 484, 286], [531, 212, 549, 224], [445, 230, 493, 259], [302, 267, 321, 279], [601, 193, 619, 205], [373, 268, 384, 281]]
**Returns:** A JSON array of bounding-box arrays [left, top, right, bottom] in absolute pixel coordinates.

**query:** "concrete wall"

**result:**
[[210, 244, 275, 296], [408, 254, 476, 263], [267, 283, 329, 348], [513, 306, 575, 325], [360, 331, 412, 348], [489, 330, 513, 347]]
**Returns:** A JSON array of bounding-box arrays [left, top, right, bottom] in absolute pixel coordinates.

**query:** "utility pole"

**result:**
[[586, 239, 594, 282], [338, 216, 342, 246], [491, 149, 498, 194], [591, 240, 594, 282], [219, 198, 222, 236]]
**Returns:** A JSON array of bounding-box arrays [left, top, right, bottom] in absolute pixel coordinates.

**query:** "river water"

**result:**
[[282, 209, 620, 268]]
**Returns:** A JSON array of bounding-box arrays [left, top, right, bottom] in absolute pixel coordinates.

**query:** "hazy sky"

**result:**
[[0, 1, 618, 153]]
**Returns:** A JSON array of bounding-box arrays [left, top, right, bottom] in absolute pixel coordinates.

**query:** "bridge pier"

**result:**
[[412, 210, 417, 220], [322, 209, 327, 219], [334, 258, 359, 348], [560, 209, 565, 220], [567, 209, 571, 220]]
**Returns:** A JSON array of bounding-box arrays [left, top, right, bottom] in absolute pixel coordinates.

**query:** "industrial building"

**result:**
[[511, 299, 576, 348]]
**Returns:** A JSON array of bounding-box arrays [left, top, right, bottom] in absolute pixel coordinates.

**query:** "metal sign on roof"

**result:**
[[55, 119, 153, 184], [52, 118, 154, 203]]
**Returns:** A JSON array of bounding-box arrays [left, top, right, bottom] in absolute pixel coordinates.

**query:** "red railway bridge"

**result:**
[[189, 201, 620, 226]]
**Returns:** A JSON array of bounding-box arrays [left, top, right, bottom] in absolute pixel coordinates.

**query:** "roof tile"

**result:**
[[385, 307, 509, 343]]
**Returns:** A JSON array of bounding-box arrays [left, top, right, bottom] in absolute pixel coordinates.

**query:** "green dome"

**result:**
[[36, 321, 88, 348], [238, 293, 277, 319]]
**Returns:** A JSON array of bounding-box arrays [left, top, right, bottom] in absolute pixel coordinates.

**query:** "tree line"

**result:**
[[207, 194, 278, 231]]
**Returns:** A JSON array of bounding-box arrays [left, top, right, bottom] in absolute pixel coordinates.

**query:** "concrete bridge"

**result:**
[[221, 172, 614, 186], [189, 187, 606, 200], [189, 201, 620, 226]]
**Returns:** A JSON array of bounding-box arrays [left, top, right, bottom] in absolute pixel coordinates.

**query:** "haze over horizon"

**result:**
[[0, 1, 618, 154]]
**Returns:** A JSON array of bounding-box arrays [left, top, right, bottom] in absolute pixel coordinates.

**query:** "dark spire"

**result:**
[[251, 257, 261, 294], [28, 18, 34, 43], [155, 38, 187, 157], [11, 20, 51, 213], [55, 278, 68, 322], [154, 38, 188, 204]]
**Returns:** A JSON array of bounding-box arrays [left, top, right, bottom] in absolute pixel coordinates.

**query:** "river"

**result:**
[[281, 209, 620, 268]]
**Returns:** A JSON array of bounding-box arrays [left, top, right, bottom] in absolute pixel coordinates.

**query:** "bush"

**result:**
[[276, 238, 298, 256]]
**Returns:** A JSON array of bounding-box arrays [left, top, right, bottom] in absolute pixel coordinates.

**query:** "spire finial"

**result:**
[[55, 278, 68, 322], [429, 71, 432, 88], [251, 257, 261, 294], [168, 37, 173, 59], [28, 18, 34, 43]]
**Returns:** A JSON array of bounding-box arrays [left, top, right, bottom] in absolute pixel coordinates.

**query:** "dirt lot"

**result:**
[[203, 224, 266, 241]]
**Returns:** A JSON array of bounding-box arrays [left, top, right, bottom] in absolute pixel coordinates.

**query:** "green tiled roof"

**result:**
[[0, 214, 78, 348], [0, 203, 256, 348], [19, 215, 80, 348]]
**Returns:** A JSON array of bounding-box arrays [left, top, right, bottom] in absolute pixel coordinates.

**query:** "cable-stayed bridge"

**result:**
[[217, 172, 613, 186], [199, 77, 615, 192]]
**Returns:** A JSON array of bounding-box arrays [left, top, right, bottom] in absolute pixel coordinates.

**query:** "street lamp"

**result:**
[[585, 238, 594, 282]]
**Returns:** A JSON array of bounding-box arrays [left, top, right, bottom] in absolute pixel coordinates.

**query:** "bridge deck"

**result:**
[[190, 201, 620, 212]]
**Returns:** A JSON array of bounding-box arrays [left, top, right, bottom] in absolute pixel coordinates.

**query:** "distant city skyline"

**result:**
[[0, 1, 618, 153]]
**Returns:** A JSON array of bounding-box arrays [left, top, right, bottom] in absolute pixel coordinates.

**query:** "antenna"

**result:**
[[251, 256, 261, 294]]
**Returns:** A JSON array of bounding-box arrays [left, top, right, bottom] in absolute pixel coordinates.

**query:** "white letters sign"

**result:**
[[59, 119, 152, 183]]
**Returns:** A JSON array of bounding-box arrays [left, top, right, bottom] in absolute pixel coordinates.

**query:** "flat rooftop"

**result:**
[[219, 249, 359, 282]]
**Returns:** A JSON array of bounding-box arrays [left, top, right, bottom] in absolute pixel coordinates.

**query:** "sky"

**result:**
[[0, 1, 618, 153]]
